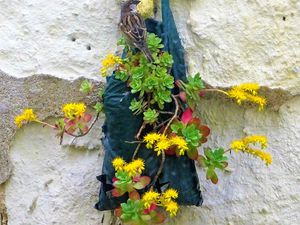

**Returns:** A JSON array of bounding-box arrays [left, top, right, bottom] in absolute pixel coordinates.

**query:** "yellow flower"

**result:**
[[142, 191, 160, 208], [162, 189, 179, 202], [227, 83, 266, 110], [137, 0, 154, 18], [100, 54, 122, 77], [164, 201, 179, 217], [131, 158, 145, 174], [14, 109, 38, 128], [238, 83, 260, 95], [154, 138, 171, 156], [243, 135, 268, 149], [230, 140, 246, 152], [170, 136, 188, 155], [62, 103, 86, 119], [124, 158, 145, 177], [143, 133, 161, 148], [112, 157, 125, 172], [230, 135, 271, 165]]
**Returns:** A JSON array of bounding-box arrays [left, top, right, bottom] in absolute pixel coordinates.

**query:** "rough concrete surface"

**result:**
[[0, 0, 300, 224]]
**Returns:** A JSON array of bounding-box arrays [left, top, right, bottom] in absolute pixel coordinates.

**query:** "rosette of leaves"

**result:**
[[117, 33, 174, 125], [198, 148, 228, 184], [112, 171, 151, 200], [171, 108, 210, 159], [176, 73, 205, 109], [115, 200, 165, 225]]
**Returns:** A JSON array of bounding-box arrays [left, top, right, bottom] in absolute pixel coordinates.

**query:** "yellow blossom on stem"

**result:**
[[142, 190, 160, 208], [230, 135, 272, 165], [154, 138, 171, 156], [62, 103, 86, 119], [14, 109, 38, 128], [112, 157, 125, 172], [143, 133, 161, 148], [100, 54, 122, 77], [164, 201, 179, 217], [227, 83, 266, 110], [170, 136, 189, 155], [162, 189, 179, 202], [124, 158, 145, 177]]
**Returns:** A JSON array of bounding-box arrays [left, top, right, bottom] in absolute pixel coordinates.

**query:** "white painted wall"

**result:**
[[2, 0, 300, 224]]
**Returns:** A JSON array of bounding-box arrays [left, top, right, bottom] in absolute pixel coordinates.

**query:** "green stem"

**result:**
[[202, 89, 229, 96]]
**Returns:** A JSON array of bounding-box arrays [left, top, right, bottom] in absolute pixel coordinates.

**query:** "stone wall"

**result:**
[[0, 0, 299, 224]]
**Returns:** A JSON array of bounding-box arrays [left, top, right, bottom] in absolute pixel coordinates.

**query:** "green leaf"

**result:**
[[130, 79, 142, 94], [182, 124, 201, 147], [171, 122, 184, 134], [93, 102, 103, 113], [143, 108, 159, 124], [115, 70, 129, 82], [159, 52, 174, 67], [130, 99, 144, 115], [80, 80, 93, 94]]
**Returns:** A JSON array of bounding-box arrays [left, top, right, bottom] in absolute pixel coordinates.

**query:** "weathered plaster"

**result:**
[[1, 0, 300, 224], [0, 71, 101, 184]]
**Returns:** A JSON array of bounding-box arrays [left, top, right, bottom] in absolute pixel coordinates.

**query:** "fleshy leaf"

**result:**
[[187, 148, 199, 160], [129, 190, 140, 200], [83, 113, 92, 122], [114, 207, 122, 217], [182, 108, 193, 124], [111, 188, 126, 197]]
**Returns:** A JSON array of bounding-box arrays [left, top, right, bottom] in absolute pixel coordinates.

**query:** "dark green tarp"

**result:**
[[95, 0, 202, 211]]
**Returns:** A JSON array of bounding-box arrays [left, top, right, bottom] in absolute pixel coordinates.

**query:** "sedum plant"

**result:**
[[14, 31, 272, 225]]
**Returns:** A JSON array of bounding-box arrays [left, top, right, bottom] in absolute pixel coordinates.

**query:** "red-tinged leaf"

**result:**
[[66, 119, 76, 127], [187, 148, 199, 160], [129, 190, 140, 200], [81, 125, 89, 134], [111, 188, 126, 197], [165, 145, 176, 156], [179, 91, 187, 102], [175, 80, 182, 88], [144, 203, 158, 214], [152, 212, 166, 224], [200, 125, 210, 137], [139, 176, 151, 186], [83, 113, 92, 122], [66, 127, 76, 134], [188, 118, 201, 127], [112, 177, 118, 182], [211, 173, 218, 184], [114, 207, 122, 217], [182, 108, 193, 124], [200, 137, 208, 144], [199, 91, 206, 97]]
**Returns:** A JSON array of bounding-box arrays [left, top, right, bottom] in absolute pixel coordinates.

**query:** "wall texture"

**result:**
[[0, 0, 299, 224]]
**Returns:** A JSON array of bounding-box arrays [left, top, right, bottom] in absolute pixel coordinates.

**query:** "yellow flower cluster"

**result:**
[[14, 109, 38, 128], [230, 135, 272, 165], [137, 0, 154, 18], [62, 103, 86, 119], [112, 157, 145, 177], [227, 83, 266, 111], [100, 54, 122, 77], [142, 188, 179, 217], [143, 133, 188, 156]]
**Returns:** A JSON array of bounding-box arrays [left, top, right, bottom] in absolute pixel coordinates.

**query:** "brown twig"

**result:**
[[163, 95, 180, 134], [151, 151, 165, 187], [132, 143, 142, 160], [135, 122, 146, 140]]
